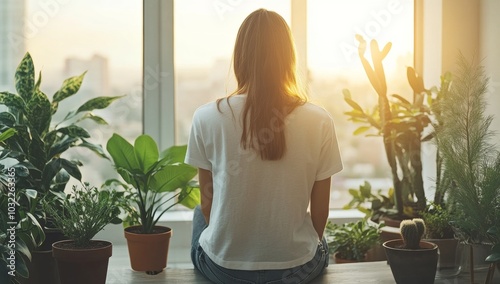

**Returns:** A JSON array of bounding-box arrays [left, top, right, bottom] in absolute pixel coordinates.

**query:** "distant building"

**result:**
[[0, 1, 26, 91], [64, 54, 110, 96]]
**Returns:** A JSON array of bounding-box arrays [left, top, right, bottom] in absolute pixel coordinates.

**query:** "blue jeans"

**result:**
[[191, 206, 329, 284]]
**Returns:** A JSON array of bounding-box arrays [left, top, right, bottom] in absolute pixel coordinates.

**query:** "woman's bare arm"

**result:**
[[310, 177, 331, 239], [198, 168, 213, 224]]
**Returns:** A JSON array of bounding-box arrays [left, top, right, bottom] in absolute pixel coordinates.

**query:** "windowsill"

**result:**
[[159, 209, 364, 223], [96, 209, 365, 264]]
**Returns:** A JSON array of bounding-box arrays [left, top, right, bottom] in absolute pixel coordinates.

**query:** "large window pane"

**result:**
[[307, 0, 414, 208], [1, 0, 143, 186]]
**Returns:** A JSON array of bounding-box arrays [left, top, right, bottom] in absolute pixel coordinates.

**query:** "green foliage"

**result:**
[[422, 203, 454, 239], [437, 54, 500, 244], [343, 36, 432, 218], [43, 183, 123, 248], [343, 181, 397, 222], [0, 177, 45, 283], [0, 52, 121, 229], [106, 133, 200, 234], [400, 219, 425, 249], [325, 220, 383, 261]]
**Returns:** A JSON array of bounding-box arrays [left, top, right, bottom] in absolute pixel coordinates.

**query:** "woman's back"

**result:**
[[186, 95, 342, 270]]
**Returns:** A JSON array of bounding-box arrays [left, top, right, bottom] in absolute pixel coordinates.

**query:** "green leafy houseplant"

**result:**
[[43, 183, 123, 248], [44, 183, 123, 284], [106, 133, 200, 234], [325, 220, 382, 262], [0, 52, 121, 230]]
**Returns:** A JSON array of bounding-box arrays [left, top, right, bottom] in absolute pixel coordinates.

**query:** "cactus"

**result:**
[[412, 218, 426, 240], [400, 219, 426, 249]]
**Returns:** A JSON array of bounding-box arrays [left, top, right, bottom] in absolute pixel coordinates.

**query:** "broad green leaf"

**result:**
[[0, 128, 16, 142], [15, 253, 29, 278], [60, 158, 82, 181], [76, 96, 123, 113], [160, 145, 188, 164], [348, 189, 360, 198], [0, 92, 26, 110], [150, 164, 197, 192], [0, 112, 16, 126], [80, 113, 108, 125], [15, 52, 35, 102], [26, 89, 51, 135], [42, 158, 64, 191], [78, 140, 109, 159], [353, 126, 370, 135], [134, 135, 159, 173], [107, 133, 140, 173], [25, 189, 37, 199], [15, 238, 31, 260], [57, 125, 91, 139], [48, 136, 78, 159], [178, 187, 201, 209], [53, 71, 87, 103]]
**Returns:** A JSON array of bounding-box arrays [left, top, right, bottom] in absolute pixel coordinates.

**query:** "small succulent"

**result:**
[[400, 218, 426, 249]]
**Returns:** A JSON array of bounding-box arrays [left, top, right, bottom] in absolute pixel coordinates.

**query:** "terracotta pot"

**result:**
[[52, 240, 112, 284], [124, 225, 172, 273], [425, 238, 462, 277], [383, 239, 438, 284]]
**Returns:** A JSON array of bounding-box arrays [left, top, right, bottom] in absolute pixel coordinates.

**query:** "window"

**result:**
[[172, 1, 414, 209], [307, 0, 414, 208], [1, 0, 143, 186]]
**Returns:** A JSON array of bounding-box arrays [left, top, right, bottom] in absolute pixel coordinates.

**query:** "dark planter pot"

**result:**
[[124, 225, 172, 274], [52, 240, 112, 284], [20, 227, 66, 284], [424, 238, 462, 278], [383, 239, 438, 284]]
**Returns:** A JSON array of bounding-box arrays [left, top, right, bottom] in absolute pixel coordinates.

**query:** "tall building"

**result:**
[[0, 1, 26, 91]]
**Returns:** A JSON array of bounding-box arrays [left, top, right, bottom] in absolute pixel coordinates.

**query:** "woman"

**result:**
[[185, 9, 343, 284]]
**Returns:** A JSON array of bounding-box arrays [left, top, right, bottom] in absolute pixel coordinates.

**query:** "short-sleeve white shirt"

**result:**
[[185, 95, 343, 270]]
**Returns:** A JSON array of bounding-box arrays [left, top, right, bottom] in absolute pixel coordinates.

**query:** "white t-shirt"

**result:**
[[185, 95, 343, 270]]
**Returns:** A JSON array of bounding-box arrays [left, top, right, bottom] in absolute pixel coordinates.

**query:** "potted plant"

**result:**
[[343, 35, 432, 221], [383, 219, 438, 284], [421, 203, 462, 277], [106, 133, 200, 274], [435, 54, 500, 282], [324, 220, 383, 263], [0, 52, 121, 283], [43, 183, 123, 284]]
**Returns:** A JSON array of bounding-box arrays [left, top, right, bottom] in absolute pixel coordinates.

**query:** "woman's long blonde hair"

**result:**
[[218, 9, 306, 160]]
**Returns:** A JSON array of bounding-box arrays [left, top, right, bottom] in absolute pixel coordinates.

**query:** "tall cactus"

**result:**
[[400, 219, 426, 249]]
